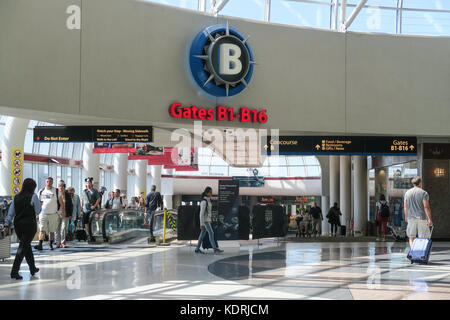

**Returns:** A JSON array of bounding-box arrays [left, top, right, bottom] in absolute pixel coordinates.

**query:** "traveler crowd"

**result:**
[[295, 202, 323, 237]]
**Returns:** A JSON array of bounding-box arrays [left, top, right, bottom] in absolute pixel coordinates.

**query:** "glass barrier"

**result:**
[[88, 209, 177, 242]]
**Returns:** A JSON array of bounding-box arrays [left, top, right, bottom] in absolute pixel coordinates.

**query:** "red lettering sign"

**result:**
[[168, 102, 268, 124]]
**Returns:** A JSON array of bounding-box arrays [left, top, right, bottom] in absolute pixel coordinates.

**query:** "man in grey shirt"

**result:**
[[404, 176, 433, 247]]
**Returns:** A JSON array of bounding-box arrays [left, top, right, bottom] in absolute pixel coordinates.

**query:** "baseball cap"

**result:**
[[100, 186, 107, 191]]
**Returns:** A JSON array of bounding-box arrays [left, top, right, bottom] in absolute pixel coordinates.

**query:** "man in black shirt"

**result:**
[[145, 185, 163, 242], [309, 202, 323, 237]]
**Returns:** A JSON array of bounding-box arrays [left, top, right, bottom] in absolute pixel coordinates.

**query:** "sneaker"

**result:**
[[56, 244, 61, 248], [214, 249, 224, 254], [49, 244, 54, 251], [34, 244, 43, 251], [376, 238, 380, 241], [149, 237, 156, 243], [194, 249, 205, 254], [62, 243, 67, 248]]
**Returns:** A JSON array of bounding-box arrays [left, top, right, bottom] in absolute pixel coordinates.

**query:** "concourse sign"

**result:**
[[34, 126, 153, 143], [262, 136, 417, 156]]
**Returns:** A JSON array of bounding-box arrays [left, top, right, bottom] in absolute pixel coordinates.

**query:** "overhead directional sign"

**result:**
[[262, 136, 417, 156], [34, 126, 153, 143]]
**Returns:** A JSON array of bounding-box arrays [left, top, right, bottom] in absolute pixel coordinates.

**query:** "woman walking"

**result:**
[[326, 202, 342, 237], [194, 187, 223, 254], [376, 194, 390, 241], [3, 178, 41, 280]]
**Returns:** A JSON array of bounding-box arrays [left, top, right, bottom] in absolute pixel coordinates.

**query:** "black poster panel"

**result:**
[[217, 180, 240, 241], [251, 205, 288, 239], [176, 205, 200, 240], [238, 206, 250, 240]]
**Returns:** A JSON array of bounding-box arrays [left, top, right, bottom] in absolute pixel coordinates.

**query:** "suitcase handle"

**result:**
[[429, 225, 434, 238]]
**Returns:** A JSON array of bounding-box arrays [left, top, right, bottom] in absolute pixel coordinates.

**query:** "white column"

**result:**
[[82, 143, 100, 189], [321, 195, 330, 235], [329, 156, 340, 208], [150, 165, 162, 192], [134, 160, 147, 198], [290, 205, 297, 216], [353, 156, 368, 236], [163, 168, 174, 209], [0, 117, 29, 196], [340, 156, 351, 232], [113, 153, 128, 194]]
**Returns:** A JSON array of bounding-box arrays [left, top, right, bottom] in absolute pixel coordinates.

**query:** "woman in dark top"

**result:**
[[3, 178, 42, 280], [326, 202, 342, 237]]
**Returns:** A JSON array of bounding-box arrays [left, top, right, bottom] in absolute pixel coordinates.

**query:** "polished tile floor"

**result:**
[[1, 238, 449, 300]]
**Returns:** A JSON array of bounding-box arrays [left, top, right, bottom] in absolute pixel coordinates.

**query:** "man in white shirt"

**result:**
[[111, 189, 126, 210], [34, 177, 60, 251]]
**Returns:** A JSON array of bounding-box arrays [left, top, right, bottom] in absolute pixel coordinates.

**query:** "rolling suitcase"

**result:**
[[75, 220, 88, 242], [407, 226, 433, 265]]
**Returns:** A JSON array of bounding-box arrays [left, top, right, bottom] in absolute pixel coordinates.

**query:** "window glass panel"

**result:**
[[346, 6, 396, 34], [269, 166, 288, 177], [286, 156, 305, 166], [401, 10, 450, 36], [271, 0, 332, 29], [288, 166, 307, 177], [221, 0, 265, 21], [39, 142, 50, 155], [23, 162, 32, 180], [403, 0, 450, 10], [24, 130, 34, 153], [305, 165, 321, 177], [56, 143, 64, 157]]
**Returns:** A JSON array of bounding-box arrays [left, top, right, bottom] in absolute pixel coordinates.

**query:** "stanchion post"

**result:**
[[158, 208, 170, 247]]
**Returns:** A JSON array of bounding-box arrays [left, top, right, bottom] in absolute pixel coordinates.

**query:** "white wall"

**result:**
[[1, 0, 450, 137]]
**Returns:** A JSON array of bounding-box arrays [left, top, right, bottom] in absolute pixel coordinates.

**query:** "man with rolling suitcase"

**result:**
[[404, 177, 433, 261]]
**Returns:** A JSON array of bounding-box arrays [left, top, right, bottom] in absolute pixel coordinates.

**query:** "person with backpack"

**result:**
[[68, 187, 81, 230], [145, 185, 163, 242], [194, 187, 223, 254], [35, 177, 60, 251], [3, 178, 41, 279], [81, 177, 102, 242], [55, 180, 73, 248], [110, 189, 126, 210], [326, 202, 342, 237], [376, 194, 390, 241]]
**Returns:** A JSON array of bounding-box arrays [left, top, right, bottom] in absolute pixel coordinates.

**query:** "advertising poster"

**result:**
[[217, 180, 240, 241], [164, 147, 199, 170], [252, 205, 287, 239], [93, 143, 136, 153], [128, 146, 168, 161], [10, 148, 24, 196]]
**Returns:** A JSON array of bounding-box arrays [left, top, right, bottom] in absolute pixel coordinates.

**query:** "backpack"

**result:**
[[39, 187, 60, 211], [380, 203, 390, 218]]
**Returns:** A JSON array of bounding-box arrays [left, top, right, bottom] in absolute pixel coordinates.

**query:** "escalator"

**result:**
[[89, 209, 177, 244]]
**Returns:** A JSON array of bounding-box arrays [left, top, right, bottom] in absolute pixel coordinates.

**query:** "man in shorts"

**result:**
[[35, 177, 60, 251], [81, 177, 101, 242], [404, 176, 433, 248], [310, 202, 323, 237]]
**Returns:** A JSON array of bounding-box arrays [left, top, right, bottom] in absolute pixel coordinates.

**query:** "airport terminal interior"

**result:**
[[1, 0, 450, 301]]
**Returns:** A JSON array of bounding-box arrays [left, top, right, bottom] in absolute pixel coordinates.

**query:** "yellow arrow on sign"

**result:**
[[315, 145, 321, 150], [264, 145, 268, 150], [410, 145, 415, 151]]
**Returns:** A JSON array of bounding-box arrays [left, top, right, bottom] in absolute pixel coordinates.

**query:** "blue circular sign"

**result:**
[[189, 24, 255, 97]]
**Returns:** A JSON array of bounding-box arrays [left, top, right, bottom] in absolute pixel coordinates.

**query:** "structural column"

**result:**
[[162, 168, 174, 210], [321, 195, 330, 235], [0, 117, 29, 196], [113, 153, 128, 195], [150, 165, 162, 192], [340, 156, 351, 233], [329, 156, 340, 209], [134, 160, 147, 198], [82, 143, 100, 189], [353, 156, 368, 236]]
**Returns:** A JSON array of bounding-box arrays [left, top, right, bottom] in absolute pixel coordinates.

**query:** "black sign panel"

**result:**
[[252, 205, 288, 239], [217, 180, 240, 241], [34, 126, 153, 143], [262, 136, 417, 156]]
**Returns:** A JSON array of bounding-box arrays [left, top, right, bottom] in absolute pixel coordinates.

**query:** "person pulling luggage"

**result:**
[[404, 177, 433, 249]]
